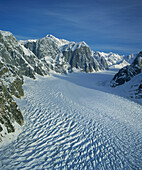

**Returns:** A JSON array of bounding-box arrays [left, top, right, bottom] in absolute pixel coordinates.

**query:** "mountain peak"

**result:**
[[80, 41, 88, 46], [46, 34, 56, 38], [0, 30, 12, 37], [61, 41, 89, 52]]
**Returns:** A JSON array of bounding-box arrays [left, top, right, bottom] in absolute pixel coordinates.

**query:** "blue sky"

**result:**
[[0, 0, 142, 55]]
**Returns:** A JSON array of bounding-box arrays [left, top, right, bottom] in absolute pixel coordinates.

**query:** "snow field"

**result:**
[[0, 70, 142, 169]]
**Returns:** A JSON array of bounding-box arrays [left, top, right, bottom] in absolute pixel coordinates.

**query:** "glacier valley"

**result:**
[[0, 69, 142, 169]]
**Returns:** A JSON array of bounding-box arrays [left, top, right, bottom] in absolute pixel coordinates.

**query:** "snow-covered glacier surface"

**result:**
[[0, 70, 142, 169]]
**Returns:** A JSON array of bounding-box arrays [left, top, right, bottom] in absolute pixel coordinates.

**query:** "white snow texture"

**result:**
[[0, 69, 141, 169]]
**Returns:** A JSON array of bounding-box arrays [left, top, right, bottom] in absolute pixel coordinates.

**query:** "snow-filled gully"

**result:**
[[0, 71, 142, 169]]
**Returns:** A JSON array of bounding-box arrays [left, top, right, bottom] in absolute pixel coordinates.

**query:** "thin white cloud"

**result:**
[[91, 44, 141, 55], [15, 35, 34, 40]]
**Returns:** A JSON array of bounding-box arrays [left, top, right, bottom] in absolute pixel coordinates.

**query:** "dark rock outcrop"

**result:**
[[0, 30, 48, 140], [0, 31, 48, 79], [0, 81, 24, 133], [0, 61, 24, 138], [110, 51, 142, 87], [59, 42, 100, 72]]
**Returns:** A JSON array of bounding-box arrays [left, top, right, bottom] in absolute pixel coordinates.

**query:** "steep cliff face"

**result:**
[[93, 52, 109, 70], [0, 61, 24, 142], [132, 51, 142, 69], [0, 31, 48, 79], [0, 81, 24, 133], [59, 42, 104, 72], [21, 35, 70, 73], [23, 37, 59, 60], [110, 51, 142, 87], [0, 30, 48, 142], [23, 36, 108, 73]]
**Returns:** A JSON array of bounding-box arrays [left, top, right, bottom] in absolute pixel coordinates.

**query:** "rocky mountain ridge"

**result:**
[[22, 35, 109, 73], [110, 51, 142, 99], [111, 51, 142, 87], [94, 51, 137, 69], [22, 35, 137, 71]]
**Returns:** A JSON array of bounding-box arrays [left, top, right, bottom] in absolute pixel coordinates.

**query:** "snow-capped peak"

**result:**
[[0, 30, 12, 37], [80, 41, 89, 47], [46, 34, 56, 39], [94, 51, 135, 69], [40, 34, 70, 47], [61, 41, 89, 52]]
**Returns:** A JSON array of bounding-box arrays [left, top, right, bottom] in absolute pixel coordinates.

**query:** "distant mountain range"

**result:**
[[94, 51, 137, 69], [0, 30, 141, 142]]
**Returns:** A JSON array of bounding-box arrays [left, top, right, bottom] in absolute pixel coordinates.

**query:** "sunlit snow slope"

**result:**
[[0, 70, 142, 169]]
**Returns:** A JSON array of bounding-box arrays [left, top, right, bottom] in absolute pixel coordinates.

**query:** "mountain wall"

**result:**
[[22, 35, 108, 73], [0, 30, 49, 142]]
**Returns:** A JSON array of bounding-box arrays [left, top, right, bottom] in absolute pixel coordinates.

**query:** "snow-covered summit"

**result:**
[[0, 30, 13, 37], [61, 41, 89, 52], [20, 34, 69, 48], [41, 34, 70, 48]]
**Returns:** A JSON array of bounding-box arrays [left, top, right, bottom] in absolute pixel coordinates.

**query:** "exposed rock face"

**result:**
[[21, 35, 70, 73], [59, 42, 99, 72], [110, 51, 142, 87], [0, 81, 24, 133], [23, 37, 108, 73], [23, 36, 60, 60], [132, 51, 142, 69], [93, 52, 109, 70], [0, 61, 24, 140], [0, 61, 24, 98], [0, 31, 48, 79], [0, 30, 48, 140]]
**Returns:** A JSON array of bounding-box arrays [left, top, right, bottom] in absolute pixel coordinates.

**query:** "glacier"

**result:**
[[0, 69, 142, 169]]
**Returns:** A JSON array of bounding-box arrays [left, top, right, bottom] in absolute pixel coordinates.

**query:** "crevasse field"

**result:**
[[0, 69, 142, 169]]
